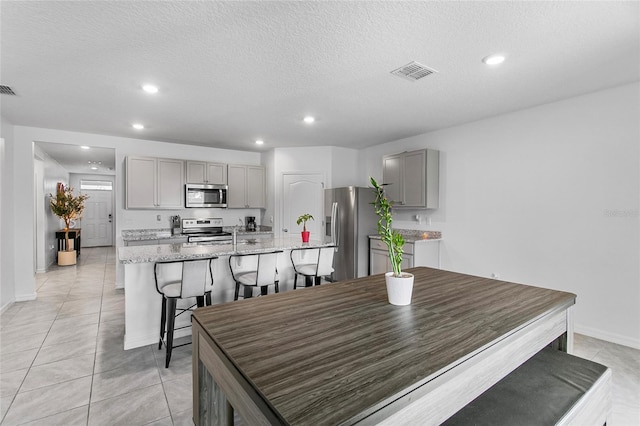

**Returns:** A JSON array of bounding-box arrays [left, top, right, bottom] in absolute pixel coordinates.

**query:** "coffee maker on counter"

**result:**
[[170, 215, 182, 235], [245, 216, 257, 232]]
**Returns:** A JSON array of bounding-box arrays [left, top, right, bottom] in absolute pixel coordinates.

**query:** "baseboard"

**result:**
[[0, 299, 16, 315], [14, 292, 37, 302], [574, 324, 640, 350]]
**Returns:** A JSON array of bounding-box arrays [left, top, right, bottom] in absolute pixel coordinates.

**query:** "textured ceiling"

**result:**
[[1, 1, 639, 153], [35, 142, 116, 175]]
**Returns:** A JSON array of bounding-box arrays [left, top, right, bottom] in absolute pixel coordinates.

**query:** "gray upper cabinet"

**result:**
[[228, 164, 266, 208], [186, 161, 227, 184], [126, 156, 184, 209], [382, 149, 439, 209]]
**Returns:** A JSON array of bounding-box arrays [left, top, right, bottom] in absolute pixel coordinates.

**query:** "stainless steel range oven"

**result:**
[[181, 218, 232, 245]]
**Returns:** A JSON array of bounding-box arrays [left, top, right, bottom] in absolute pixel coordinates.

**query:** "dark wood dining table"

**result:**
[[191, 267, 576, 425]]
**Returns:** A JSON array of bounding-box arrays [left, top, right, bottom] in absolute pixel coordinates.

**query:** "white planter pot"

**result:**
[[385, 272, 414, 306], [58, 250, 77, 266]]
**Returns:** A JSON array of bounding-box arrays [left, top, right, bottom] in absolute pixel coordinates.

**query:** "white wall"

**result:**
[[0, 116, 14, 312], [331, 146, 362, 188], [33, 145, 71, 270], [364, 82, 640, 348]]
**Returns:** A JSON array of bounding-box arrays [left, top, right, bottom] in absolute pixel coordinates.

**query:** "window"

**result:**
[[80, 180, 113, 191]]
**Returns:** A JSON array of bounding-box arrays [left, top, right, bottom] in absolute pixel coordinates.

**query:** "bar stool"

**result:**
[[229, 251, 282, 300], [290, 246, 336, 289], [154, 256, 217, 368]]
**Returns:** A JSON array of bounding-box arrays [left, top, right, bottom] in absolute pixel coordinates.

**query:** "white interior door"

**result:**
[[282, 173, 324, 240], [81, 189, 113, 247]]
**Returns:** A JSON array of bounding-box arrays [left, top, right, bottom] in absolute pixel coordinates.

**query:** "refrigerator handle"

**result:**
[[333, 202, 340, 251], [331, 202, 338, 249]]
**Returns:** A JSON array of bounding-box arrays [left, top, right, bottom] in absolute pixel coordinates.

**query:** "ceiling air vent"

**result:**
[[0, 85, 16, 95], [390, 61, 438, 82]]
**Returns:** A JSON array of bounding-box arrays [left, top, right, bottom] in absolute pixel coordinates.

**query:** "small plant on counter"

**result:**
[[297, 213, 314, 242], [370, 177, 405, 277], [296, 213, 314, 232], [49, 183, 89, 252]]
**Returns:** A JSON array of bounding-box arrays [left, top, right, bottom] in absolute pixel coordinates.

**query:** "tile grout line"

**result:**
[[86, 262, 107, 426]]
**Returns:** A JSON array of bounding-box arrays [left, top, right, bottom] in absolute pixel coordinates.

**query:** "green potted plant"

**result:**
[[296, 213, 314, 243], [370, 176, 414, 305], [49, 184, 89, 265]]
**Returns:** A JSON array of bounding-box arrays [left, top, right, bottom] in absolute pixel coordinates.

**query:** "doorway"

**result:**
[[80, 180, 114, 247]]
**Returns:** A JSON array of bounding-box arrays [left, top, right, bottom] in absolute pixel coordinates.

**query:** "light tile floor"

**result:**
[[1, 247, 639, 425]]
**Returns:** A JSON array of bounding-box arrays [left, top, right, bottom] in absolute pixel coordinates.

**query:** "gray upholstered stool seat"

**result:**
[[443, 347, 611, 426]]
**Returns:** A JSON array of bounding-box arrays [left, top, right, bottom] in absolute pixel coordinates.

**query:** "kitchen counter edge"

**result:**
[[118, 237, 330, 264]]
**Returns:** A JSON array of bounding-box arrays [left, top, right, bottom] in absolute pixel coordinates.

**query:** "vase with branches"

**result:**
[[50, 184, 89, 254]]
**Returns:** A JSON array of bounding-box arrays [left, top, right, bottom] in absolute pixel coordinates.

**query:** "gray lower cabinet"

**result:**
[[369, 237, 440, 275]]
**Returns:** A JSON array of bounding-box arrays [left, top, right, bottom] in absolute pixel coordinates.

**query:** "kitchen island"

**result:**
[[191, 267, 576, 425], [118, 237, 332, 350]]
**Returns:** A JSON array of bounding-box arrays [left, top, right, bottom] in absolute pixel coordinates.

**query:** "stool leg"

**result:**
[[196, 296, 204, 308], [315, 276, 321, 286], [205, 292, 212, 306], [234, 283, 240, 301], [294, 274, 298, 290], [159, 296, 167, 349], [260, 286, 268, 296], [274, 281, 279, 293], [244, 286, 253, 299], [165, 298, 177, 368]]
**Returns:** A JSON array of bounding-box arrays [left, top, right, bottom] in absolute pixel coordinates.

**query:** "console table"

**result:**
[[55, 229, 81, 257], [192, 267, 576, 425]]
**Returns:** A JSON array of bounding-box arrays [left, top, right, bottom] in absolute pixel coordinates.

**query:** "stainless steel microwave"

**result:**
[[185, 184, 227, 208]]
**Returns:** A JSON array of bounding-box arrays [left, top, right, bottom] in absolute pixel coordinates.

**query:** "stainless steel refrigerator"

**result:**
[[324, 187, 378, 281]]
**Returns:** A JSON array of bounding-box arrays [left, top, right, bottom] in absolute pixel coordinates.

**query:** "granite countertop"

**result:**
[[122, 226, 274, 241], [122, 229, 178, 241], [369, 229, 442, 242], [118, 237, 330, 264]]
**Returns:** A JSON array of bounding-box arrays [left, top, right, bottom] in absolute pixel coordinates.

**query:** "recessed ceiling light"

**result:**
[[142, 84, 158, 94], [303, 116, 315, 124], [80, 146, 90, 150], [132, 123, 144, 130], [255, 140, 264, 145], [482, 54, 506, 65], [90, 166, 98, 170]]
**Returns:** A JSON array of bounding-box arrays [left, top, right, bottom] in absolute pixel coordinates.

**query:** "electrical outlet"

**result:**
[[156, 215, 161, 222]]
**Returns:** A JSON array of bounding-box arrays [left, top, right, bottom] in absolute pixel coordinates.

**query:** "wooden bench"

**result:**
[[443, 347, 612, 425]]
